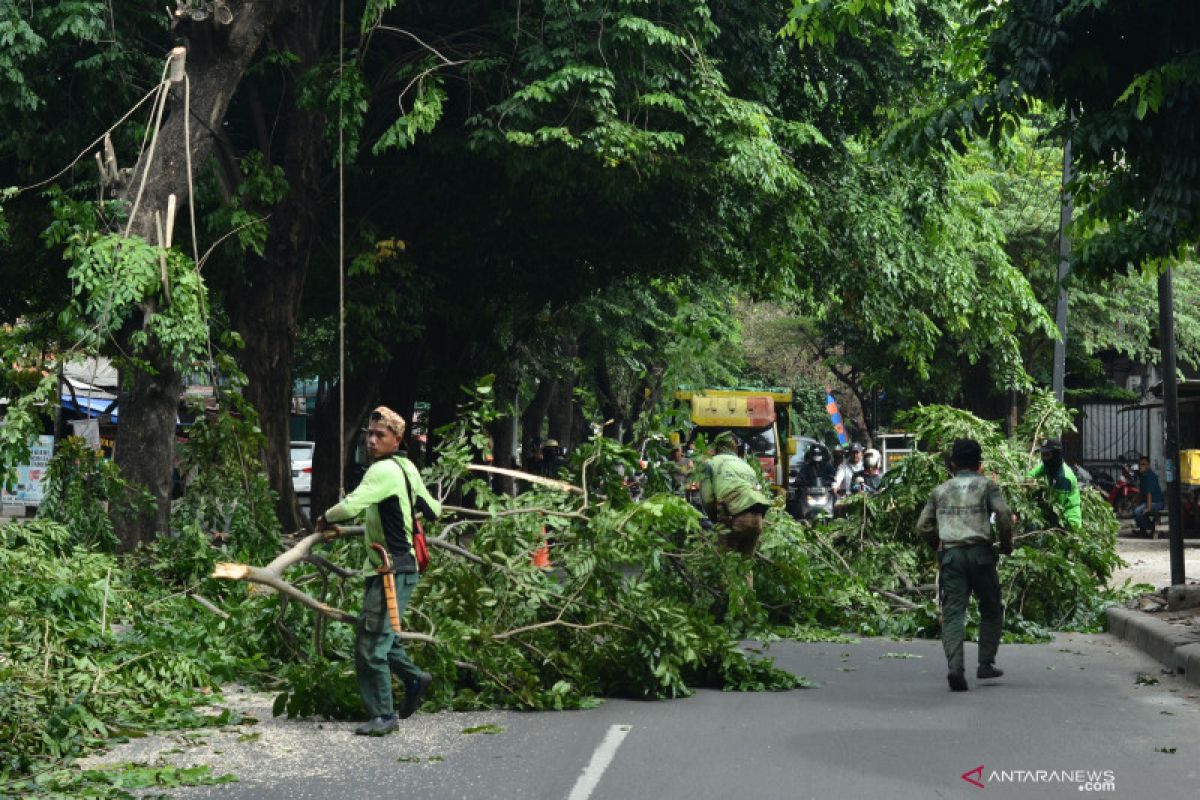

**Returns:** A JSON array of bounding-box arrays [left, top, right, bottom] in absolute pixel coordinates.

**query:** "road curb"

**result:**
[[1106, 606, 1200, 686]]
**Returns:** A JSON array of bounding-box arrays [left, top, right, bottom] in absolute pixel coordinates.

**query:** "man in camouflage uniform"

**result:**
[[916, 438, 1013, 692], [699, 432, 773, 586]]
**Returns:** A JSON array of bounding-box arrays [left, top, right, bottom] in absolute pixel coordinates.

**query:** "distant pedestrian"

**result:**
[[1134, 456, 1165, 536], [917, 438, 1013, 692], [537, 438, 566, 478]]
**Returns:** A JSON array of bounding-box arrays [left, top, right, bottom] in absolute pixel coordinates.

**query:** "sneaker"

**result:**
[[354, 714, 399, 736], [399, 672, 432, 719], [947, 670, 968, 692], [977, 663, 1004, 680]]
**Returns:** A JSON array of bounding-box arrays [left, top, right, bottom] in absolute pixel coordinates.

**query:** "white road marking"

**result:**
[[566, 724, 632, 800]]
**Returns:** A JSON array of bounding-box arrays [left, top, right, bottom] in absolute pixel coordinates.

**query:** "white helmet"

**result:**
[[864, 448, 881, 469]]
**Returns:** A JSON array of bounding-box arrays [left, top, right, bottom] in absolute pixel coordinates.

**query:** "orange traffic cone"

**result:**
[[531, 526, 551, 569]]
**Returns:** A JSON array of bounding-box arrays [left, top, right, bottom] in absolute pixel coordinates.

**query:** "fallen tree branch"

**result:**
[[214, 562, 356, 624], [431, 537, 488, 565], [442, 504, 588, 521], [303, 553, 361, 579], [491, 619, 629, 640], [871, 586, 920, 610], [187, 592, 230, 619], [466, 463, 584, 494], [211, 531, 437, 644]]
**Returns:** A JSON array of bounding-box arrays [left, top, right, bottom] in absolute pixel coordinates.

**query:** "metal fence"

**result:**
[[1073, 401, 1152, 484]]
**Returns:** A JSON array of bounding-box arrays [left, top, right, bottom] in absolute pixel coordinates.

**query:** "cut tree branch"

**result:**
[[211, 528, 437, 644], [466, 464, 584, 494]]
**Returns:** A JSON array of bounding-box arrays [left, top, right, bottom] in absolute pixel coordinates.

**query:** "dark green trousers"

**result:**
[[355, 573, 422, 718], [938, 543, 1004, 673]]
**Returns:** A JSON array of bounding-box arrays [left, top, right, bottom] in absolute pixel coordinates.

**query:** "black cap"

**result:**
[[1039, 438, 1062, 453], [951, 438, 982, 464]]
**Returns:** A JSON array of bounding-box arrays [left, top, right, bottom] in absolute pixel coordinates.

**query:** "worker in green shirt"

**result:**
[[315, 406, 441, 736], [699, 432, 772, 587], [1027, 438, 1082, 531]]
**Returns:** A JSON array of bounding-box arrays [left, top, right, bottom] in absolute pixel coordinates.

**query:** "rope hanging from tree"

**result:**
[[337, 0, 346, 498]]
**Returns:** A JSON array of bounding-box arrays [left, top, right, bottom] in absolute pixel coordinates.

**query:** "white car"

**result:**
[[290, 441, 314, 495]]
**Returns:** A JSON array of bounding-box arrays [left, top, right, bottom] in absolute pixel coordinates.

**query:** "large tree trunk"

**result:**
[[488, 377, 519, 495], [113, 345, 184, 551], [113, 1, 282, 550], [520, 379, 554, 452], [230, 0, 331, 535], [309, 372, 384, 519], [547, 336, 580, 449]]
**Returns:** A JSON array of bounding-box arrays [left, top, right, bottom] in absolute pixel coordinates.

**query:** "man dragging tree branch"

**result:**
[[316, 406, 441, 735]]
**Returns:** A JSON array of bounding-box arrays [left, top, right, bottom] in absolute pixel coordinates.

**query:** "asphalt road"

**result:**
[[148, 633, 1198, 800]]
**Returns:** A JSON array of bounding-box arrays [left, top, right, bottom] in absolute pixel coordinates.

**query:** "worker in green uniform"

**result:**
[[699, 432, 773, 586], [315, 406, 441, 735], [1027, 437, 1082, 531], [917, 438, 1014, 692]]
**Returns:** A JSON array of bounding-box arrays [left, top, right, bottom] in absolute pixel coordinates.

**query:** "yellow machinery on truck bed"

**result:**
[[675, 387, 798, 494]]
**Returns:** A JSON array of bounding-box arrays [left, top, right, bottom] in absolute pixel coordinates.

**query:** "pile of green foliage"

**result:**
[[1, 388, 1137, 795], [0, 517, 259, 795], [273, 388, 1136, 717], [756, 391, 1135, 643], [0, 404, 288, 797]]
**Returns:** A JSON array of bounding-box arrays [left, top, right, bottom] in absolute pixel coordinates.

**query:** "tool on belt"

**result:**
[[369, 542, 402, 634]]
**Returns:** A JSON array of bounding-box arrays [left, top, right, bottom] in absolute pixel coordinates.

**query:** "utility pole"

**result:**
[[1157, 268, 1186, 585], [1051, 119, 1074, 403]]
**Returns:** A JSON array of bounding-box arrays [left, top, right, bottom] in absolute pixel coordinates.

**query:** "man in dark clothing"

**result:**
[[1134, 456, 1166, 536], [796, 443, 836, 488], [537, 438, 566, 478], [916, 438, 1014, 692]]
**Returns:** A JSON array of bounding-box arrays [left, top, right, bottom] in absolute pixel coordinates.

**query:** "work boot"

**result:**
[[947, 670, 968, 692], [399, 672, 432, 719], [354, 714, 399, 736], [977, 663, 1004, 680]]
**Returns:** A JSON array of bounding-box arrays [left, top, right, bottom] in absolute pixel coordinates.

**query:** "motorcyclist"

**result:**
[[834, 443, 865, 495], [796, 443, 836, 489], [861, 448, 884, 492]]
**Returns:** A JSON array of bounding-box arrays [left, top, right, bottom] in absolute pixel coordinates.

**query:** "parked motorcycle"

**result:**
[[1107, 463, 1140, 519]]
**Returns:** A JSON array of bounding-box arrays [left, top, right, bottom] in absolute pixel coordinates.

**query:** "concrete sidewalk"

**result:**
[[1107, 587, 1200, 687]]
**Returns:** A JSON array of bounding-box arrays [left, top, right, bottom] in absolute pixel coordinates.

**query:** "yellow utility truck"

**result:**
[[675, 387, 799, 496]]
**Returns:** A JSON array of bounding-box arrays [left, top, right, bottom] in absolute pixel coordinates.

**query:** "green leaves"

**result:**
[[373, 74, 447, 154], [65, 233, 209, 370]]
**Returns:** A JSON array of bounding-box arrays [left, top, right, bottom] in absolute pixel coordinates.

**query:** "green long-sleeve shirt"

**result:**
[[1027, 462, 1082, 531], [324, 455, 441, 573]]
